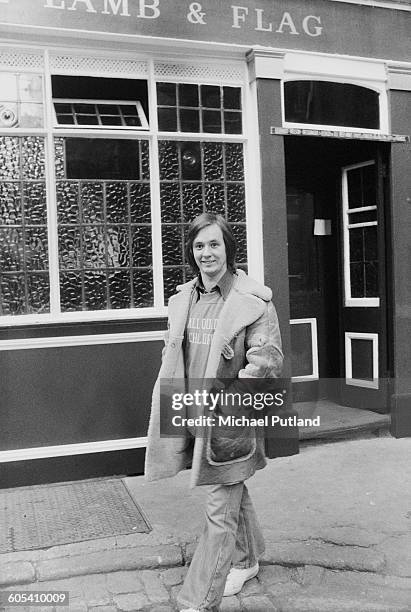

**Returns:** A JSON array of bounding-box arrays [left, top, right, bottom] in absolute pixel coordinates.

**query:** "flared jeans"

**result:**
[[177, 481, 265, 611]]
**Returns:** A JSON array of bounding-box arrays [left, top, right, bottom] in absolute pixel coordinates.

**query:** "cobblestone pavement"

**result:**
[[2, 560, 411, 612]]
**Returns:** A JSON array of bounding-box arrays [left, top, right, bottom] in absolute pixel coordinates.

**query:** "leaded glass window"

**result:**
[[0, 136, 49, 315], [55, 137, 153, 311], [159, 140, 247, 301], [157, 84, 242, 134]]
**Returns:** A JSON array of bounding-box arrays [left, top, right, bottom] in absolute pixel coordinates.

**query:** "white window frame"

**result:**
[[281, 52, 389, 136], [342, 160, 380, 308], [290, 318, 319, 382], [0, 49, 252, 327], [53, 98, 149, 130], [345, 331, 379, 389]]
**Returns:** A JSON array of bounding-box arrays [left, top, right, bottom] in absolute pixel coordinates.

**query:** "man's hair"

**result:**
[[185, 212, 237, 275]]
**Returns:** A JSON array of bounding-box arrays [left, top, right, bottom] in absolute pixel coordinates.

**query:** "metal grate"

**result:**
[[0, 478, 151, 553]]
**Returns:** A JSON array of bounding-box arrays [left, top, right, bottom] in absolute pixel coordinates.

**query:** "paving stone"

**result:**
[[36, 546, 182, 581], [106, 570, 144, 594], [301, 565, 325, 586], [89, 607, 117, 612], [30, 575, 85, 599], [113, 592, 150, 611], [140, 571, 169, 604], [0, 562, 36, 587], [262, 541, 385, 572], [220, 595, 241, 611], [80, 574, 110, 607], [65, 598, 88, 612], [258, 564, 295, 585], [241, 594, 279, 611], [148, 606, 175, 612], [160, 567, 186, 587]]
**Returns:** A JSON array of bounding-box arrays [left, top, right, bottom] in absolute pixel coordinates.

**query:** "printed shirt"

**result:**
[[184, 270, 234, 381]]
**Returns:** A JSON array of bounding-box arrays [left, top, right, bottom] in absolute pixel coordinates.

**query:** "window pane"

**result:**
[[157, 82, 176, 106], [285, 81, 380, 129], [65, 139, 141, 180], [55, 138, 152, 311], [0, 136, 49, 316], [180, 108, 200, 132], [158, 107, 177, 131], [201, 85, 221, 108], [202, 110, 221, 133], [179, 83, 199, 107]]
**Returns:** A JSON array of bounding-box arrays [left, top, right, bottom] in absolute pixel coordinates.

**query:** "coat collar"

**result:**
[[167, 270, 271, 348]]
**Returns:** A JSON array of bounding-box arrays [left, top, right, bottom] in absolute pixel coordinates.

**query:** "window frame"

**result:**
[[0, 52, 253, 327], [341, 160, 380, 308], [53, 98, 149, 130]]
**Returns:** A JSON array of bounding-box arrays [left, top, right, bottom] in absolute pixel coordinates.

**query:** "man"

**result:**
[[145, 213, 283, 611]]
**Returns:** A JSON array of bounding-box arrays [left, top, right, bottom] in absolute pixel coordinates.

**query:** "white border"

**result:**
[[0, 330, 165, 350], [345, 331, 379, 389], [0, 437, 147, 464], [341, 160, 380, 307], [290, 318, 319, 382]]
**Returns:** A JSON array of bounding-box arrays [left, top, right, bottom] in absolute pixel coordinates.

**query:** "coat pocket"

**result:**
[[206, 422, 256, 466]]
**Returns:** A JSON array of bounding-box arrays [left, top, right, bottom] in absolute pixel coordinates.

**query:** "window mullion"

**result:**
[[148, 58, 164, 308], [44, 50, 61, 316]]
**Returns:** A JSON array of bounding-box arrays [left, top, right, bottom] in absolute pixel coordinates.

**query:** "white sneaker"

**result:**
[[223, 562, 259, 597]]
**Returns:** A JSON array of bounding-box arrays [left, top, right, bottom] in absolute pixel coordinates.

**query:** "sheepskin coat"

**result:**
[[145, 269, 283, 487]]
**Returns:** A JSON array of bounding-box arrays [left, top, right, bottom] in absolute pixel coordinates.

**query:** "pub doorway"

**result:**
[[285, 136, 391, 413]]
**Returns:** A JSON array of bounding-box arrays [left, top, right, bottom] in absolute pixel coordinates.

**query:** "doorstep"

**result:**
[[296, 400, 391, 441]]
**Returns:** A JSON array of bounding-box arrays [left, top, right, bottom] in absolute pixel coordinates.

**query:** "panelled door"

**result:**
[[339, 155, 389, 411]]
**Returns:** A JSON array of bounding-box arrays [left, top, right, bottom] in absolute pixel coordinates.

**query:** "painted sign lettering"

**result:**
[[41, 0, 323, 36], [0, 0, 410, 61]]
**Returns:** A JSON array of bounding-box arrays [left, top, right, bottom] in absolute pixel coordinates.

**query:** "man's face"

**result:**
[[193, 224, 227, 283]]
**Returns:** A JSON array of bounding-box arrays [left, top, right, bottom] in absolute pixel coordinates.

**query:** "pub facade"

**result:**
[[0, 0, 410, 486]]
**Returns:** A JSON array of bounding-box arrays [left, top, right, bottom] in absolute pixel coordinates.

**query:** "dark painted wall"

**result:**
[[255, 78, 291, 379], [389, 89, 411, 436], [0, 339, 161, 450]]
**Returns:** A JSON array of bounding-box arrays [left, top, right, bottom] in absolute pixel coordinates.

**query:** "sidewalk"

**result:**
[[1, 437, 411, 611]]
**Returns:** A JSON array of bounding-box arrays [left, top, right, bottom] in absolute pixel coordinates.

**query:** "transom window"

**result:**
[[53, 100, 148, 130], [284, 80, 380, 130], [157, 83, 242, 134]]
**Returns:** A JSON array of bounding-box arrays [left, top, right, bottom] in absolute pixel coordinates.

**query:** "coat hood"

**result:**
[[176, 269, 272, 302]]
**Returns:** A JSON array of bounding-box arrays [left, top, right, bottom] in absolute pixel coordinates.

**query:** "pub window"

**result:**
[[158, 140, 247, 300], [55, 137, 152, 311], [284, 81, 380, 130], [157, 83, 242, 134]]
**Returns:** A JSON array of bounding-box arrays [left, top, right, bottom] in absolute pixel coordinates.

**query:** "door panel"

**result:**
[[340, 154, 388, 411]]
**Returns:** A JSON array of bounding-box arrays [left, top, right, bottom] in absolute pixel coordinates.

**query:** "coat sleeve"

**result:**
[[238, 300, 283, 379]]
